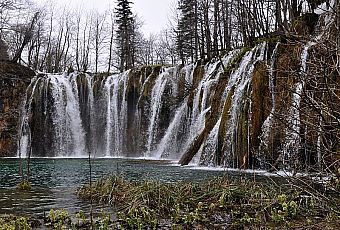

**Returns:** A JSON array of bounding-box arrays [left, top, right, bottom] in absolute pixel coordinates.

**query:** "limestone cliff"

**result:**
[[0, 61, 35, 157]]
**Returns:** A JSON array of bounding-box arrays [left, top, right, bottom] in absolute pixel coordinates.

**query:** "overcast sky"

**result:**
[[33, 0, 175, 35]]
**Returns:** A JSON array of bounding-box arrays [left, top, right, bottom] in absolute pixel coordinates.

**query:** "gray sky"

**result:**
[[34, 0, 175, 35]]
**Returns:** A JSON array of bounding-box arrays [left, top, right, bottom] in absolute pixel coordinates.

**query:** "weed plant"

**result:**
[[77, 174, 340, 229]]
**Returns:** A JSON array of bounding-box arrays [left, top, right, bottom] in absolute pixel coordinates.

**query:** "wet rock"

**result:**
[[0, 61, 35, 157]]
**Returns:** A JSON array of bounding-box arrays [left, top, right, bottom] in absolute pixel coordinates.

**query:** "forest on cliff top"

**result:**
[[0, 0, 338, 72]]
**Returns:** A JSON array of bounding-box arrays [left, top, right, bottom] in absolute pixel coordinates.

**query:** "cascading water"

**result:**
[[103, 71, 129, 157], [154, 64, 197, 159], [223, 43, 267, 167], [52, 73, 87, 157], [17, 42, 272, 164], [18, 73, 87, 157], [156, 101, 188, 159], [15, 34, 328, 172], [146, 67, 173, 156], [199, 118, 221, 166], [155, 50, 240, 161], [186, 53, 238, 147], [259, 43, 280, 156], [283, 42, 315, 166], [18, 77, 39, 158]]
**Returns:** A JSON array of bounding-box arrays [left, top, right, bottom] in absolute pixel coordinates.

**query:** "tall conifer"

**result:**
[[115, 0, 135, 71]]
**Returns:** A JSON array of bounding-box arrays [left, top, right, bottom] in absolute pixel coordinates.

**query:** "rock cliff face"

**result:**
[[0, 61, 35, 157]]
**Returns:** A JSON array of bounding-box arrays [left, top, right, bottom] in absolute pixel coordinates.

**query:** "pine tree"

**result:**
[[176, 0, 199, 64], [115, 0, 135, 72]]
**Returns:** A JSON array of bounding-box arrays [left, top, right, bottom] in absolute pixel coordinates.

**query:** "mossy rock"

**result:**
[[250, 61, 270, 159], [0, 62, 35, 157], [224, 47, 252, 74], [187, 64, 204, 109], [0, 61, 35, 80]]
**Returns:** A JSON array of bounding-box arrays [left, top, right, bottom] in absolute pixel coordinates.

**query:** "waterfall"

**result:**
[[17, 77, 40, 158], [283, 42, 315, 166], [199, 118, 221, 166], [223, 43, 267, 167], [85, 74, 95, 155], [16, 38, 327, 171], [47, 73, 87, 157], [190, 60, 220, 120], [146, 67, 173, 156], [156, 101, 188, 159], [103, 71, 129, 157], [18, 73, 88, 157], [186, 52, 237, 148], [259, 43, 280, 155]]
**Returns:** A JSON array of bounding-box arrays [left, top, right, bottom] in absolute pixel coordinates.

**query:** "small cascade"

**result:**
[[184, 64, 195, 86], [103, 71, 129, 157], [184, 61, 221, 154], [18, 73, 88, 157], [223, 43, 267, 167], [84, 74, 95, 154], [185, 53, 236, 149], [155, 63, 197, 159], [219, 50, 242, 103], [283, 42, 315, 167], [146, 67, 172, 156], [156, 101, 188, 159], [104, 76, 117, 157], [199, 118, 221, 166], [17, 77, 40, 158], [190, 61, 220, 123], [259, 43, 280, 156], [47, 73, 87, 157]]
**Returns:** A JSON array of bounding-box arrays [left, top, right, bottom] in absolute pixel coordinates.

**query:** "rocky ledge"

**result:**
[[0, 61, 35, 157]]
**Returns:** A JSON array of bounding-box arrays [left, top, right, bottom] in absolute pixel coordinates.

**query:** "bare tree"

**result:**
[[92, 11, 107, 73], [12, 11, 39, 63]]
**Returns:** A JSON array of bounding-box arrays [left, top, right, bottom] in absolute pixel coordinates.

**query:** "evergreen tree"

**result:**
[[176, 0, 199, 64], [115, 0, 135, 71]]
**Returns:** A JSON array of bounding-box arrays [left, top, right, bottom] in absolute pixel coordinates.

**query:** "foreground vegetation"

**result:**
[[76, 175, 339, 229], [1, 174, 339, 229]]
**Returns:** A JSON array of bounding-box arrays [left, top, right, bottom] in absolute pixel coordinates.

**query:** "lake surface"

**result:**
[[1, 158, 256, 216]]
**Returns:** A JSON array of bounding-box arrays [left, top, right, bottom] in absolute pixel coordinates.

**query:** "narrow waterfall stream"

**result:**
[[103, 71, 129, 157], [283, 42, 316, 167]]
